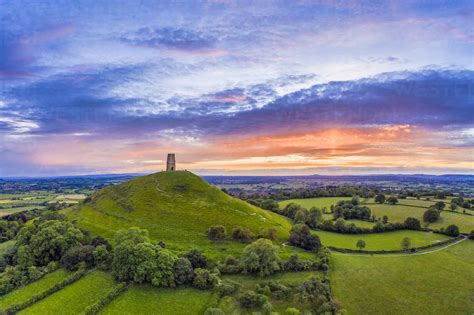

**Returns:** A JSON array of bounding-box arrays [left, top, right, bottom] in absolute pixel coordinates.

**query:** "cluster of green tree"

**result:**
[[207, 225, 277, 243], [0, 211, 110, 295], [333, 198, 371, 220], [227, 276, 340, 314], [320, 217, 409, 234], [0, 220, 21, 243], [451, 197, 473, 210], [374, 194, 399, 204], [288, 224, 322, 251], [242, 186, 377, 201]]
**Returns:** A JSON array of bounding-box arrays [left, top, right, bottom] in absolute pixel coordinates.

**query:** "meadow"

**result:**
[[312, 230, 452, 251], [19, 271, 118, 315], [0, 269, 71, 310], [279, 197, 351, 210], [330, 240, 474, 314], [101, 286, 215, 315]]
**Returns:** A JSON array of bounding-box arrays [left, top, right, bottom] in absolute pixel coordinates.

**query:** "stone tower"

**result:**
[[166, 153, 176, 171]]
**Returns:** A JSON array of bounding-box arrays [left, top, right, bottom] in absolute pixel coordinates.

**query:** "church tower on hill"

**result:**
[[166, 153, 176, 171]]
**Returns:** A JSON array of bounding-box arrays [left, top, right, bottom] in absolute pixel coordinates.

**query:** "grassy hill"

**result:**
[[66, 171, 292, 257]]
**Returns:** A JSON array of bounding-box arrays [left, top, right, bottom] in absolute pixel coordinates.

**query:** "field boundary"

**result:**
[[82, 282, 128, 315]]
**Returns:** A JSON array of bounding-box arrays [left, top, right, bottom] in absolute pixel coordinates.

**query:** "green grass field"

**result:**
[[100, 285, 214, 315], [368, 203, 474, 233], [0, 269, 70, 310], [19, 271, 118, 315], [330, 240, 474, 314], [312, 230, 451, 250], [279, 197, 351, 210], [66, 171, 292, 259]]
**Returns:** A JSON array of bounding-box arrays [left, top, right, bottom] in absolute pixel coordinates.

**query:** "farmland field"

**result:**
[[312, 230, 452, 250], [330, 240, 474, 314], [101, 285, 214, 315], [0, 269, 71, 311], [19, 271, 118, 315], [279, 197, 351, 210]]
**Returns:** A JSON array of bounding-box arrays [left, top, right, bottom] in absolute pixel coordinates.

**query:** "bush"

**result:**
[[288, 224, 321, 251], [173, 257, 194, 285], [241, 239, 280, 276], [404, 217, 421, 230], [238, 290, 268, 308], [182, 249, 208, 269], [218, 255, 242, 274], [204, 308, 225, 315], [256, 281, 291, 300], [444, 224, 460, 237], [232, 227, 254, 242], [423, 208, 440, 222], [468, 230, 474, 240], [192, 268, 219, 289], [208, 225, 226, 240], [93, 245, 112, 271], [286, 308, 301, 315], [282, 254, 316, 272], [217, 279, 240, 297], [61, 245, 95, 271], [386, 197, 398, 205]]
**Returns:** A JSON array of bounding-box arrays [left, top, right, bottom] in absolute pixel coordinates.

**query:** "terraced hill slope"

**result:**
[[67, 171, 291, 256]]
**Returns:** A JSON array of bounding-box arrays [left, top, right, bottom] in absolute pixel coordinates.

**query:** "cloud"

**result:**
[[121, 27, 217, 51]]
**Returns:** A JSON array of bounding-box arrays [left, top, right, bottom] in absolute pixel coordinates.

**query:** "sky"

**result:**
[[0, 0, 473, 177]]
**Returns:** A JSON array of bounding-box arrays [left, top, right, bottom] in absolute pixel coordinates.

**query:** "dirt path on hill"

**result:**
[[331, 236, 468, 257]]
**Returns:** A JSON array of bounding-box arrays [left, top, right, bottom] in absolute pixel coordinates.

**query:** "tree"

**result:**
[[208, 225, 226, 240], [386, 197, 398, 205], [374, 194, 386, 204], [356, 240, 366, 250], [93, 245, 112, 270], [382, 215, 388, 224], [192, 268, 219, 289], [241, 239, 280, 276], [401, 237, 411, 251], [288, 224, 321, 251], [404, 217, 421, 230], [450, 203, 458, 211], [173, 257, 194, 285], [231, 227, 253, 242], [423, 208, 440, 222], [433, 201, 446, 211], [294, 210, 307, 224], [61, 245, 95, 271], [334, 218, 346, 232], [306, 207, 323, 228], [444, 225, 459, 237]]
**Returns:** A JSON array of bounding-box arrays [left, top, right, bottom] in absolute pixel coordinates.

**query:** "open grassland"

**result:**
[[330, 240, 474, 314], [367, 203, 474, 233], [19, 271, 118, 315], [0, 269, 70, 311], [48, 194, 87, 204], [100, 285, 214, 315], [313, 230, 451, 251], [279, 197, 351, 210], [66, 171, 292, 259], [219, 271, 323, 314]]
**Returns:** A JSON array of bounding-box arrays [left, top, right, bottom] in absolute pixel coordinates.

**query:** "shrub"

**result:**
[[93, 245, 112, 271], [444, 224, 460, 237], [404, 217, 421, 230], [288, 224, 321, 251], [241, 239, 280, 276], [208, 225, 226, 240], [232, 227, 254, 242], [259, 228, 277, 241], [217, 279, 240, 297], [423, 208, 440, 222], [256, 281, 291, 300], [238, 290, 268, 308], [401, 237, 411, 251], [173, 257, 194, 285], [61, 245, 95, 271], [286, 308, 301, 315], [204, 308, 225, 315], [192, 268, 219, 289], [218, 255, 242, 274], [182, 249, 208, 269], [356, 240, 366, 250], [468, 230, 474, 240]]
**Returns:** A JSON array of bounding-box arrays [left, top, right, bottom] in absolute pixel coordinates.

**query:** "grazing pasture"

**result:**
[[330, 240, 474, 314], [312, 230, 451, 251], [279, 197, 351, 210], [0, 270, 71, 311], [19, 271, 118, 315], [101, 285, 214, 315]]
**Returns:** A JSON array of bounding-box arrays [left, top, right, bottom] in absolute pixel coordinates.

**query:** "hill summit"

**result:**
[[67, 171, 291, 254]]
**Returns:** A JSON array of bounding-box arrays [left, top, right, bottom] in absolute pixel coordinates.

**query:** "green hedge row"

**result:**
[[328, 236, 464, 254], [81, 282, 128, 315], [0, 268, 91, 315]]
